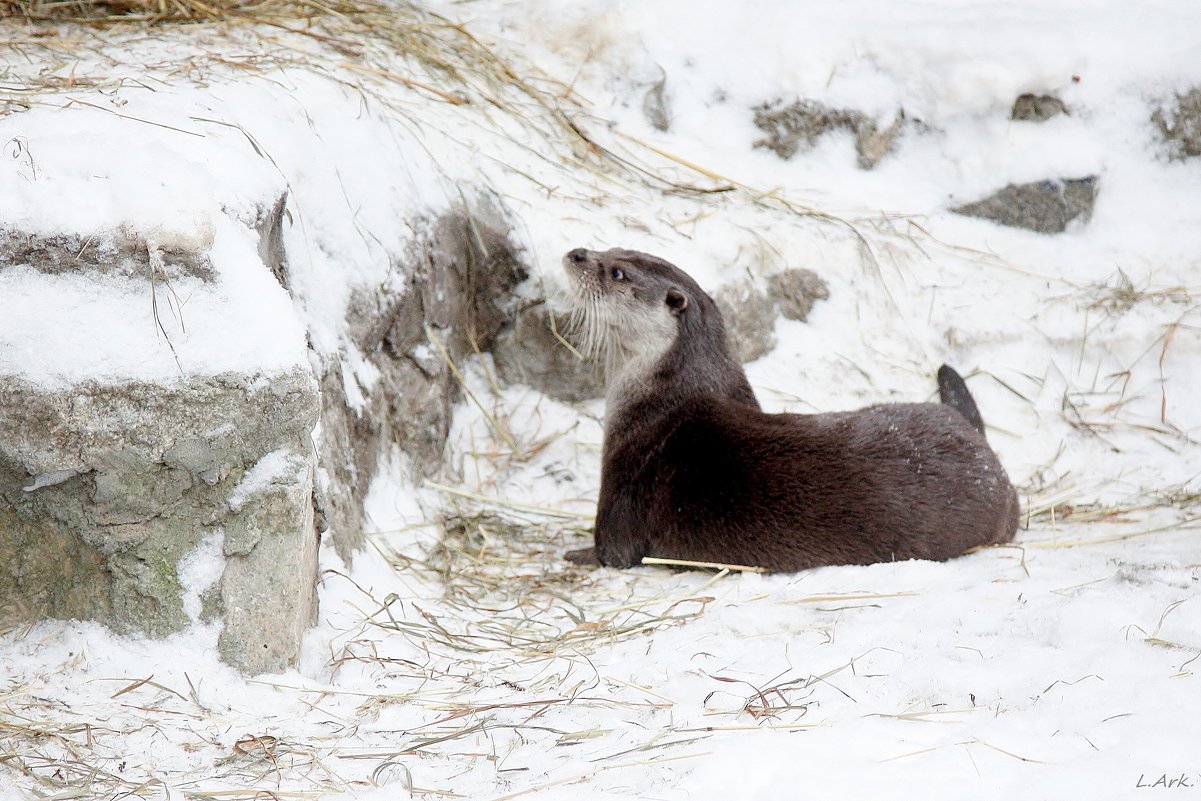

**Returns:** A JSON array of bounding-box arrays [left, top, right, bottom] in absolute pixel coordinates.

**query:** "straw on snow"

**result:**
[[0, 679, 353, 799], [2, 0, 911, 247]]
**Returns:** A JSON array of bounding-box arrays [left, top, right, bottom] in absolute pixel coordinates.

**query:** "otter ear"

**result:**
[[665, 288, 688, 316]]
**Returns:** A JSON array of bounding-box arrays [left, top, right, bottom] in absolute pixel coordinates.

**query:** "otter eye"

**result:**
[[610, 267, 624, 281]]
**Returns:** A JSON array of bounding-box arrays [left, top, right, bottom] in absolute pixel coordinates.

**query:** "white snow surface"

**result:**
[[178, 532, 225, 624], [2, 2, 1200, 800], [0, 92, 312, 388], [227, 447, 309, 512]]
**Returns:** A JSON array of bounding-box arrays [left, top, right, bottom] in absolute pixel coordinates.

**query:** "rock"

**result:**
[[1011, 94, 1068, 122], [714, 281, 779, 364], [769, 268, 830, 322], [248, 193, 290, 286], [492, 303, 605, 402], [753, 99, 903, 169], [753, 99, 861, 160], [854, 112, 905, 170], [1152, 88, 1201, 159], [950, 177, 1098, 234], [219, 446, 318, 672], [0, 190, 315, 674], [0, 224, 215, 281], [715, 270, 830, 363], [310, 201, 530, 558], [0, 371, 320, 674]]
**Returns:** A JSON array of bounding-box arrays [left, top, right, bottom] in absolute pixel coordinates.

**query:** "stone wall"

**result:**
[[0, 196, 531, 674], [0, 372, 320, 674]]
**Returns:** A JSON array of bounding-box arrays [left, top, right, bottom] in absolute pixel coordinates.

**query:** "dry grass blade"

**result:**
[[425, 327, 517, 452], [641, 556, 767, 574], [1025, 514, 1201, 549], [782, 591, 918, 605], [967, 738, 1046, 764], [879, 745, 941, 763], [422, 479, 593, 520]]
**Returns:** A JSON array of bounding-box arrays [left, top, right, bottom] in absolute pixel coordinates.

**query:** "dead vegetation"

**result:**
[[1, 0, 569, 118], [1086, 268, 1192, 316], [0, 0, 913, 272], [6, 0, 419, 24]]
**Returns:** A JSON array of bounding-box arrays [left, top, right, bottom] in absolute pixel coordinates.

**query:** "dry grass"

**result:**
[[0, 687, 354, 799], [0, 0, 586, 159], [1086, 268, 1192, 316], [361, 506, 724, 661], [0, 0, 895, 252], [6, 0, 407, 24]]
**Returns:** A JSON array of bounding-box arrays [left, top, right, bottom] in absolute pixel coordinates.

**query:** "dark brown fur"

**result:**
[[563, 247, 1020, 572]]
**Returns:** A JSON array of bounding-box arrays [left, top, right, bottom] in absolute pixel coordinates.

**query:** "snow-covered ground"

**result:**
[[2, 2, 1200, 799]]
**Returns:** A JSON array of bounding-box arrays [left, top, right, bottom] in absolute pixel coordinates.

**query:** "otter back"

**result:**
[[595, 394, 1019, 570]]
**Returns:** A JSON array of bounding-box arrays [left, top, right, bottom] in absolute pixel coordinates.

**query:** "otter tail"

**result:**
[[937, 365, 986, 436]]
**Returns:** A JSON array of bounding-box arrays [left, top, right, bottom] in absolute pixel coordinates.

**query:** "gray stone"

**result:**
[[1011, 94, 1068, 122], [1152, 88, 1201, 159], [0, 225, 216, 281], [219, 447, 317, 673], [713, 269, 831, 364], [0, 185, 531, 671], [768, 268, 830, 322], [714, 281, 778, 364], [0, 371, 320, 674], [248, 193, 290, 286], [854, 112, 905, 170], [951, 177, 1098, 234], [0, 192, 320, 675], [753, 99, 904, 169], [492, 303, 605, 402]]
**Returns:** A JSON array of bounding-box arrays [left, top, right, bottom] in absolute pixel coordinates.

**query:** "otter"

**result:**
[[561, 247, 1019, 571]]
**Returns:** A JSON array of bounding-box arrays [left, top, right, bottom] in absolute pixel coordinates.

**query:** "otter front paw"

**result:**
[[595, 538, 645, 569], [564, 547, 600, 566]]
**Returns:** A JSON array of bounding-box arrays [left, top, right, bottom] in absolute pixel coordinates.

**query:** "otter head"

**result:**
[[561, 248, 697, 376], [562, 247, 759, 420]]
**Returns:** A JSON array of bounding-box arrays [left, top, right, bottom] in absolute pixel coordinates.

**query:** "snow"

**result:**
[[0, 182, 310, 389], [178, 532, 225, 623], [227, 447, 309, 511], [341, 344, 383, 415], [2, 1, 1200, 800], [0, 84, 315, 386]]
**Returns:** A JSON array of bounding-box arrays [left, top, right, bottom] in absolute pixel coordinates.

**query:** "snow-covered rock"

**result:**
[[0, 177, 324, 672], [1153, 87, 1201, 159], [951, 176, 1098, 233], [0, 65, 535, 672]]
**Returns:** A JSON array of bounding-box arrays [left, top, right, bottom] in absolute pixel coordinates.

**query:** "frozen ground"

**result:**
[[2, 1, 1200, 799]]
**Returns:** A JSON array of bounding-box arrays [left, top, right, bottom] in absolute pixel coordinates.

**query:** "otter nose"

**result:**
[[567, 248, 589, 264]]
